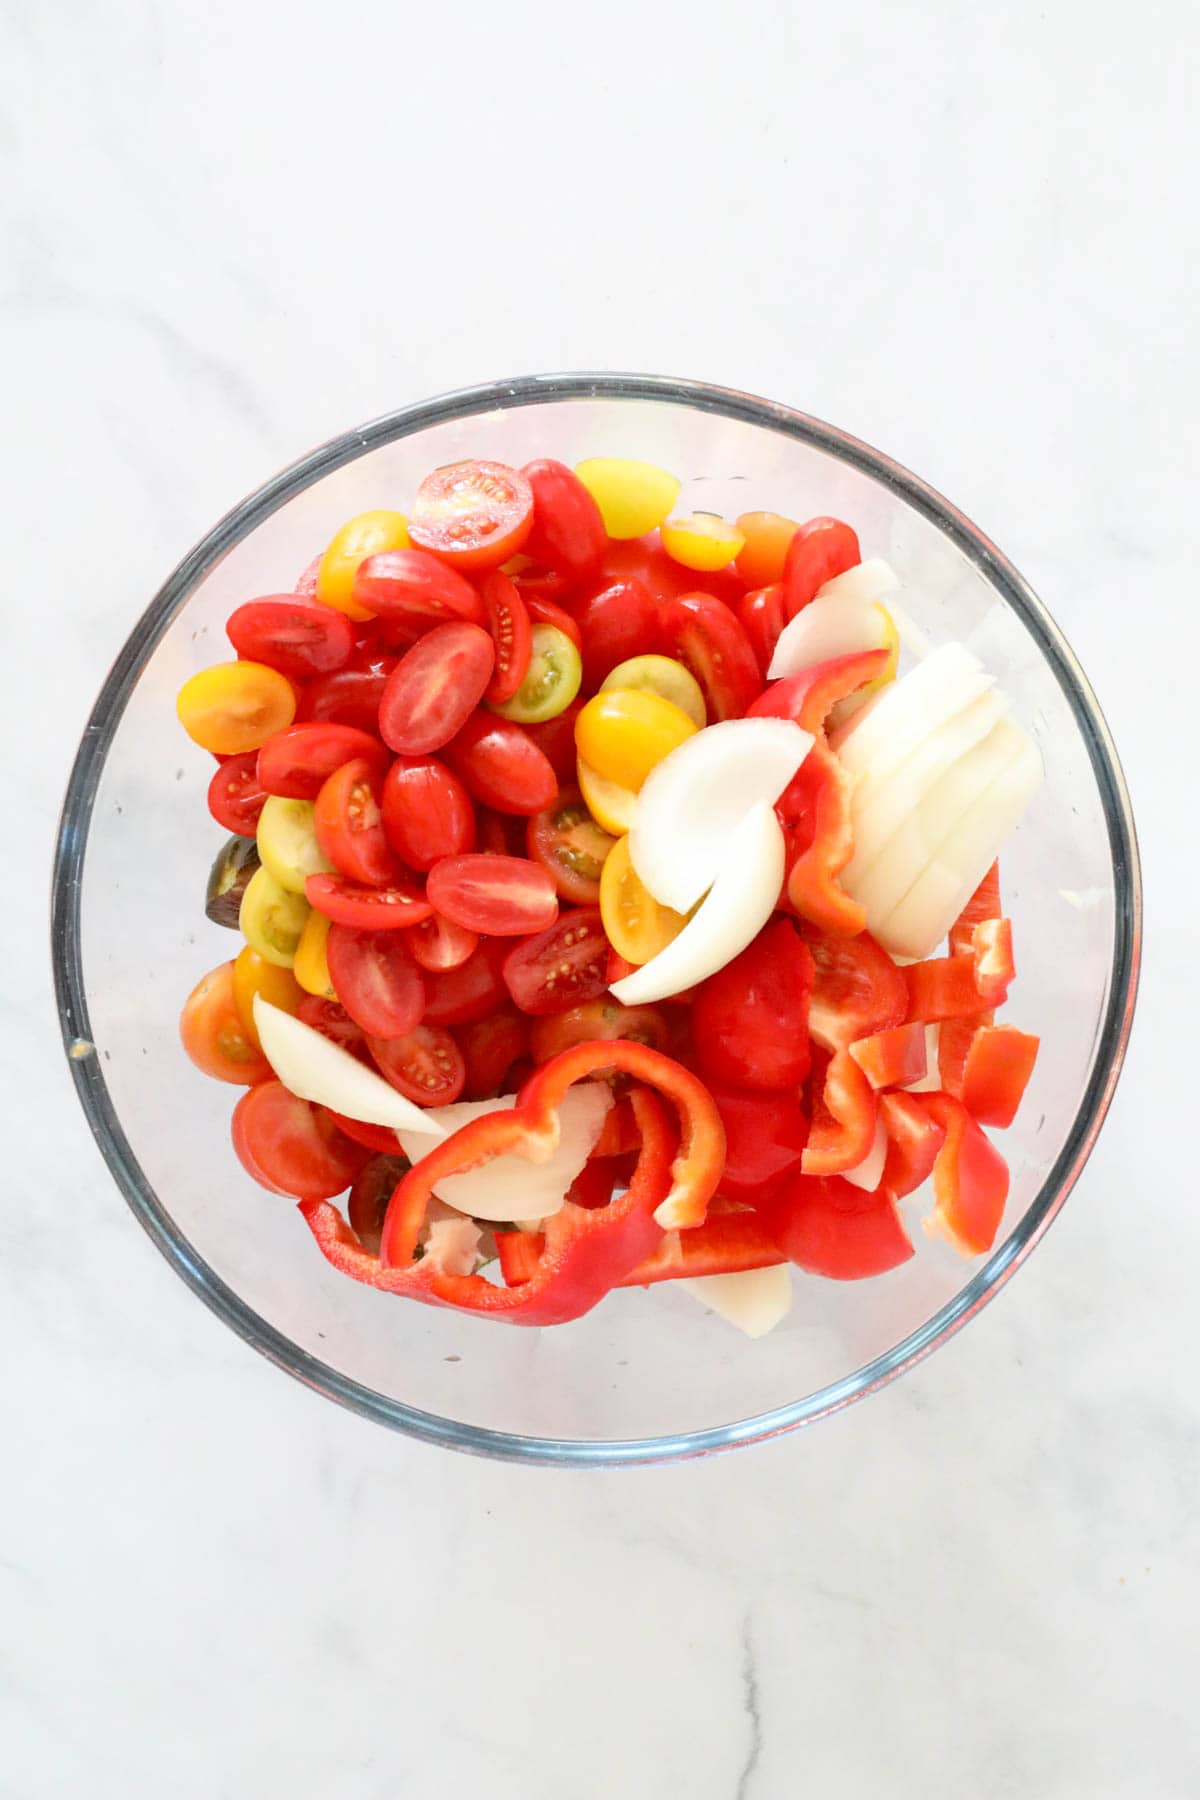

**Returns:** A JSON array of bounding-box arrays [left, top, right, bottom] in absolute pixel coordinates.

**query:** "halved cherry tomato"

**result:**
[[232, 946, 304, 1048], [660, 512, 745, 572], [208, 752, 269, 834], [577, 577, 660, 690], [257, 722, 388, 800], [658, 593, 762, 721], [521, 591, 583, 651], [427, 854, 559, 936], [294, 667, 392, 734], [735, 511, 799, 588], [351, 547, 486, 634], [597, 533, 745, 607], [381, 756, 476, 871], [705, 1084, 809, 1205], [326, 925, 427, 1038], [404, 911, 479, 972], [521, 458, 607, 580], [446, 712, 559, 814], [348, 1154, 411, 1254], [804, 927, 908, 1053], [232, 1080, 370, 1199], [369, 1025, 466, 1105], [297, 995, 364, 1045], [334, 1112, 407, 1152], [378, 622, 496, 756], [180, 961, 272, 1085], [313, 758, 396, 888], [492, 625, 583, 724], [294, 554, 321, 599], [526, 788, 617, 903], [293, 906, 337, 998], [177, 661, 296, 756], [422, 938, 510, 1025], [476, 806, 527, 855], [574, 459, 680, 539], [738, 583, 788, 676], [317, 510, 411, 623], [478, 569, 532, 704], [226, 598, 355, 678], [691, 918, 815, 1091], [522, 699, 583, 784], [598, 835, 687, 966], [304, 871, 433, 931], [574, 688, 696, 790], [456, 1007, 530, 1099], [408, 460, 533, 571], [508, 558, 579, 605], [781, 517, 861, 617], [528, 998, 669, 1064], [501, 907, 609, 1015]]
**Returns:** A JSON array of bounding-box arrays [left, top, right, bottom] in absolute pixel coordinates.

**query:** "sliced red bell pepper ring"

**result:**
[[755, 1172, 914, 1280], [879, 1091, 946, 1198], [849, 1020, 928, 1090], [948, 860, 1001, 956], [960, 1025, 1039, 1128], [919, 1092, 1009, 1256], [619, 1210, 785, 1286], [749, 648, 890, 938], [801, 1048, 878, 1176]]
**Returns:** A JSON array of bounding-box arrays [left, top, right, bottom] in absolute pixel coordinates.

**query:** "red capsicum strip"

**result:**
[[756, 1172, 914, 1280], [801, 1049, 878, 1176], [904, 953, 991, 1023], [619, 1211, 785, 1286], [749, 648, 890, 938], [960, 1025, 1039, 1128], [919, 1093, 1009, 1256], [971, 917, 1015, 1005], [938, 1011, 993, 1095], [879, 1091, 945, 1198], [949, 860, 1001, 956], [849, 1021, 929, 1091]]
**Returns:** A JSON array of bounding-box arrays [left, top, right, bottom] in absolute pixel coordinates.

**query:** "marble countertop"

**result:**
[[4, 2, 1195, 1794]]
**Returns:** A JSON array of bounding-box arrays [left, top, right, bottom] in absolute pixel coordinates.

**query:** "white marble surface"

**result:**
[[3, 1, 1196, 1794]]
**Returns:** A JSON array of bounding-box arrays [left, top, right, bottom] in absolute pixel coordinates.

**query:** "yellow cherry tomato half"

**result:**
[[659, 511, 746, 573], [176, 661, 295, 756], [293, 906, 337, 998], [574, 458, 681, 540], [232, 946, 304, 1050], [600, 654, 706, 729], [600, 835, 687, 967], [239, 865, 310, 967], [256, 796, 335, 894], [574, 688, 697, 792], [735, 511, 799, 588], [576, 757, 639, 837], [316, 509, 411, 622]]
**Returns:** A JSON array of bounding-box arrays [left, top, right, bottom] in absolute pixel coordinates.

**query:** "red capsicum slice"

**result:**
[[849, 1021, 929, 1091], [619, 1210, 785, 1286], [960, 1025, 1039, 1128], [801, 1049, 878, 1176], [919, 1092, 1009, 1255], [949, 860, 1001, 956], [938, 1010, 993, 1095], [970, 917, 1016, 1005], [804, 926, 908, 1053], [756, 1172, 914, 1280], [904, 954, 991, 1022], [879, 1091, 945, 1198], [749, 648, 890, 937]]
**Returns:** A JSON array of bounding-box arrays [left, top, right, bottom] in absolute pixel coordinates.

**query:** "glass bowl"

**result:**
[[51, 374, 1141, 1465]]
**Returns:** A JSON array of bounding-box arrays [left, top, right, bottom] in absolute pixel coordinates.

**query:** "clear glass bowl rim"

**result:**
[[50, 372, 1142, 1467]]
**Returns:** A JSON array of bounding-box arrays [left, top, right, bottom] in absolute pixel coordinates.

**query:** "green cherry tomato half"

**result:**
[[491, 623, 582, 724]]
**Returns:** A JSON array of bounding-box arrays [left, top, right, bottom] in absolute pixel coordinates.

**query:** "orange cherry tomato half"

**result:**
[[177, 661, 296, 756], [180, 961, 272, 1085], [408, 460, 534, 571], [734, 511, 799, 589]]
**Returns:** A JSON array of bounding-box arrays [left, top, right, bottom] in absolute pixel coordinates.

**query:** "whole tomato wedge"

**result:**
[[351, 548, 485, 633], [404, 911, 479, 972], [378, 622, 496, 756], [325, 926, 427, 1038], [781, 517, 861, 617], [456, 1008, 530, 1099], [368, 1025, 466, 1105], [479, 569, 533, 704], [231, 1081, 370, 1200], [381, 756, 476, 871], [348, 1153, 411, 1254], [226, 597, 355, 678], [408, 459, 534, 571], [577, 577, 660, 689], [313, 757, 397, 887], [179, 961, 271, 1085], [422, 938, 510, 1026], [258, 722, 388, 800], [521, 459, 607, 581], [526, 788, 617, 903], [295, 667, 392, 734], [691, 918, 815, 1091], [427, 854, 559, 936], [501, 907, 609, 1015], [305, 871, 433, 931], [297, 995, 364, 1045], [445, 712, 558, 815], [659, 592, 762, 721], [208, 752, 269, 834], [738, 583, 788, 676], [528, 997, 668, 1063], [521, 699, 583, 785], [705, 1084, 809, 1204]]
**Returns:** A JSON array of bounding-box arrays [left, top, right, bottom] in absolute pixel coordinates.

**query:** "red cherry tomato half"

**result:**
[[476, 806, 528, 855], [422, 938, 510, 1026], [658, 592, 763, 721], [208, 751, 269, 834], [297, 995, 364, 1045], [368, 1025, 466, 1105], [226, 597, 355, 678], [479, 569, 533, 704], [408, 460, 534, 572], [257, 722, 388, 800], [521, 459, 607, 581], [445, 712, 559, 815], [348, 1153, 411, 1253], [521, 699, 583, 785], [738, 583, 788, 677], [294, 554, 322, 599], [381, 756, 476, 871], [705, 1085, 809, 1204], [231, 1080, 369, 1200], [511, 565, 582, 606], [294, 667, 392, 734], [781, 517, 862, 617], [313, 757, 398, 888], [599, 533, 744, 607], [325, 925, 427, 1038], [691, 918, 815, 1090], [522, 589, 583, 651], [528, 997, 669, 1063], [577, 577, 660, 690], [426, 854, 559, 936], [456, 1007, 530, 1099], [526, 787, 616, 903], [501, 907, 609, 1016], [404, 911, 480, 972], [305, 871, 433, 931], [378, 622, 496, 756], [332, 1112, 407, 1154], [179, 961, 272, 1085], [351, 548, 486, 633]]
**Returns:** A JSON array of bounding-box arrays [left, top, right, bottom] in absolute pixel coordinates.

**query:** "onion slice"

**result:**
[[252, 997, 445, 1137], [836, 644, 994, 784], [767, 594, 897, 681], [815, 556, 899, 606], [679, 1264, 792, 1337], [395, 1086, 612, 1223]]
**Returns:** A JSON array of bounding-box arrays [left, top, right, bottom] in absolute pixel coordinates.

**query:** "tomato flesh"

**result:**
[[427, 854, 559, 936], [232, 1080, 370, 1199], [781, 517, 862, 617], [208, 752, 269, 835], [381, 756, 476, 871], [295, 667, 392, 734], [368, 1025, 466, 1105], [526, 788, 616, 903], [528, 998, 668, 1063], [691, 918, 815, 1090], [404, 911, 480, 972], [658, 593, 762, 721], [408, 460, 534, 571], [313, 757, 398, 888], [706, 1084, 809, 1204], [351, 548, 485, 633], [521, 459, 607, 580], [226, 598, 355, 678], [348, 1154, 411, 1253], [521, 700, 583, 785], [297, 995, 364, 1045], [257, 722, 387, 800], [422, 939, 510, 1025], [456, 1008, 530, 1099], [501, 907, 609, 1016], [326, 926, 427, 1038], [304, 871, 433, 931]]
